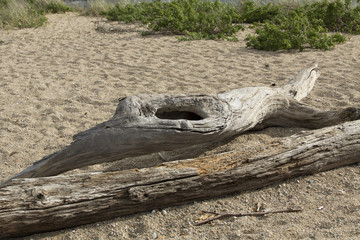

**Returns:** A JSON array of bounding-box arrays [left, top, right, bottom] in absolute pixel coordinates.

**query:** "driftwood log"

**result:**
[[1, 119, 360, 238], [1, 63, 360, 238], [4, 63, 360, 181]]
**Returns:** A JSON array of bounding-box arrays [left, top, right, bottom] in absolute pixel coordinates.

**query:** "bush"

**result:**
[[0, 0, 8, 8], [152, 0, 243, 40], [0, 0, 72, 29], [84, 0, 117, 16], [237, 1, 283, 23], [245, 10, 346, 51], [244, 0, 360, 51], [104, 1, 157, 23], [305, 0, 360, 34], [103, 0, 244, 41], [42, 1, 72, 13], [0, 0, 47, 29]]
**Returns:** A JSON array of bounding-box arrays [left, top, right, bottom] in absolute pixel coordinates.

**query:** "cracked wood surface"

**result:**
[[5, 64, 360, 181], [1, 119, 359, 238]]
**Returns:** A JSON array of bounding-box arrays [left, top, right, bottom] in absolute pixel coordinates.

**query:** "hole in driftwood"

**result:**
[[36, 193, 45, 200], [155, 108, 204, 120]]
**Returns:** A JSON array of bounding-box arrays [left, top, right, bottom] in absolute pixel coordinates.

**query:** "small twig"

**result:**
[[194, 208, 303, 226]]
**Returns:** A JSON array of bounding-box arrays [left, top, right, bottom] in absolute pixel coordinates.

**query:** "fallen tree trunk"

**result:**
[[5, 63, 360, 180], [1, 119, 360, 239]]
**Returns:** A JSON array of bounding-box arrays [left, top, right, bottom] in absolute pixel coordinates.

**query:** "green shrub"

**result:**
[[305, 0, 360, 34], [0, 0, 8, 8], [246, 10, 346, 51], [151, 0, 243, 40], [103, 0, 244, 41], [237, 1, 283, 23], [244, 0, 360, 51], [43, 1, 72, 13], [104, 1, 157, 23]]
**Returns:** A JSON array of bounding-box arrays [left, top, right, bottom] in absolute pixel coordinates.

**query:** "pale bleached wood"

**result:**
[[1, 119, 360, 239], [5, 63, 360, 181]]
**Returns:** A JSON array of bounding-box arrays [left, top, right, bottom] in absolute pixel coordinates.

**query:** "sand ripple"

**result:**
[[0, 13, 359, 239]]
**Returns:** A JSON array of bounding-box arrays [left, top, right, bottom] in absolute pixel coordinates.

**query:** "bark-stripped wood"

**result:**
[[5, 63, 360, 180], [1, 119, 360, 239]]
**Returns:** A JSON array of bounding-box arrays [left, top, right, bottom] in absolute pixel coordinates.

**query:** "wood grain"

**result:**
[[5, 64, 359, 180], [1, 119, 359, 238]]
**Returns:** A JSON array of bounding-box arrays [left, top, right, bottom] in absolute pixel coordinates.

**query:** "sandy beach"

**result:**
[[1, 13, 360, 239]]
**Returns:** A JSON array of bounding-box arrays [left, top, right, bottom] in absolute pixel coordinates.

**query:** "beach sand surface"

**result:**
[[1, 13, 359, 239]]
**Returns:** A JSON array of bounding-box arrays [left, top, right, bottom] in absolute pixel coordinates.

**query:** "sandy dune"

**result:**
[[0, 13, 359, 239]]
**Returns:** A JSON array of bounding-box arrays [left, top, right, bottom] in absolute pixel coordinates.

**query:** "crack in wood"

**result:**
[[1, 64, 360, 238]]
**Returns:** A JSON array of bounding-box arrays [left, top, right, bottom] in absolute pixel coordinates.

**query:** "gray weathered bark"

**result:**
[[5, 63, 360, 181], [1, 119, 359, 239]]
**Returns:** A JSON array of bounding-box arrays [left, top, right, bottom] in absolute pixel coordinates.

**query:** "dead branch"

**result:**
[[194, 208, 303, 226]]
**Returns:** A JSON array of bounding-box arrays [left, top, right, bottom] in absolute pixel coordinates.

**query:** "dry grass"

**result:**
[[84, 0, 139, 16], [0, 0, 46, 29], [83, 0, 114, 16], [0, 0, 70, 29]]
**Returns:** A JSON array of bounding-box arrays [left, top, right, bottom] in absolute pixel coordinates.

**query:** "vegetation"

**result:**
[[100, 0, 359, 49], [42, 0, 72, 13], [245, 8, 347, 51], [0, 0, 71, 29], [104, 1, 157, 23], [104, 0, 244, 41], [1, 0, 359, 51], [304, 0, 360, 34], [235, 1, 283, 23], [83, 0, 121, 16], [245, 0, 359, 51]]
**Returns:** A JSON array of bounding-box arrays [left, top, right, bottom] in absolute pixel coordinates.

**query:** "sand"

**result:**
[[0, 13, 359, 239]]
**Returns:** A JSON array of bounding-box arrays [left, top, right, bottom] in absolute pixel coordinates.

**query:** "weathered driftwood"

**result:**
[[1, 119, 360, 239], [6, 63, 360, 180]]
